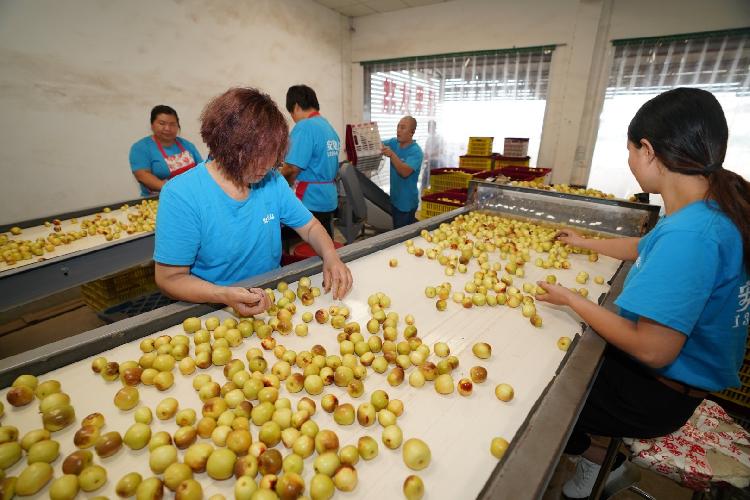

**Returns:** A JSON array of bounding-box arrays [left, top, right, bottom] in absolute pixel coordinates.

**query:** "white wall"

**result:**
[[350, 0, 750, 185], [0, 0, 348, 224]]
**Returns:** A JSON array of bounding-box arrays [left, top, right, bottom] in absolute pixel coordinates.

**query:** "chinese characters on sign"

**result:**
[[382, 78, 396, 114], [381, 78, 436, 116]]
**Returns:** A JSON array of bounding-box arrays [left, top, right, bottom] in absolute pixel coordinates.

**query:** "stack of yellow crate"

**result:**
[[418, 167, 483, 220], [459, 137, 495, 172]]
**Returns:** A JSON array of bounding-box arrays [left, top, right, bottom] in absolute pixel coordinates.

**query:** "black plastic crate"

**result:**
[[97, 292, 175, 324]]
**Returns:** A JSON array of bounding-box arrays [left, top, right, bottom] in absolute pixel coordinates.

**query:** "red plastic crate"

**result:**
[[420, 189, 468, 218], [498, 166, 551, 181]]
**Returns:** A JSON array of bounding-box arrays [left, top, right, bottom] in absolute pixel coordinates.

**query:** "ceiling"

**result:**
[[314, 0, 453, 17]]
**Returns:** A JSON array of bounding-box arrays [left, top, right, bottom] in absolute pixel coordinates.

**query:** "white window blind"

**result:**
[[589, 29, 750, 200], [362, 46, 555, 191]]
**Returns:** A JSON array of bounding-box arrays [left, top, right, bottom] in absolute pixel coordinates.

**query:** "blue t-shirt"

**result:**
[[154, 162, 312, 286], [384, 138, 424, 212], [615, 200, 748, 391], [129, 136, 204, 196], [285, 115, 340, 212]]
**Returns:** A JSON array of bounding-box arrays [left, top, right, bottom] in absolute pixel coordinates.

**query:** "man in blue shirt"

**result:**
[[382, 116, 424, 229], [281, 85, 341, 237]]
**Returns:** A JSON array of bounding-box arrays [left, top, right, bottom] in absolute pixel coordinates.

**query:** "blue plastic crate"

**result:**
[[97, 292, 174, 323]]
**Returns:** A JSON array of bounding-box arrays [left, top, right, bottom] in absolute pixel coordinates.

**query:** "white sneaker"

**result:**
[[562, 458, 636, 499], [562, 457, 601, 498]]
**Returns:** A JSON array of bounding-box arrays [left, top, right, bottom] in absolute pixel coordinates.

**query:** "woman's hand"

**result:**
[[535, 281, 578, 307], [323, 255, 353, 300], [555, 228, 586, 248], [220, 286, 271, 317]]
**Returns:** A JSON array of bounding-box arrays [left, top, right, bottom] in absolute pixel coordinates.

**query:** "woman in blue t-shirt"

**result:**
[[129, 105, 204, 196], [154, 88, 353, 316], [536, 88, 750, 498]]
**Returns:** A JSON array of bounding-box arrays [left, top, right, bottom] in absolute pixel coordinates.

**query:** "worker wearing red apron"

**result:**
[[281, 85, 340, 237], [154, 137, 197, 178], [129, 105, 203, 196]]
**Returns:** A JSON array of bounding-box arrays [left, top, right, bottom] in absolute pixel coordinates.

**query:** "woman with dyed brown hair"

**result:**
[[154, 87, 352, 315]]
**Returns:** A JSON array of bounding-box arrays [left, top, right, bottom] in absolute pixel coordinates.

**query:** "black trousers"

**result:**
[[281, 211, 335, 253], [311, 211, 334, 238], [565, 346, 703, 455]]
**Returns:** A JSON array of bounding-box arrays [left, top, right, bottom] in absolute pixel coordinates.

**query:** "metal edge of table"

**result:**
[[469, 179, 661, 215], [0, 195, 159, 233], [0, 207, 466, 388], [476, 261, 631, 500], [0, 232, 155, 312]]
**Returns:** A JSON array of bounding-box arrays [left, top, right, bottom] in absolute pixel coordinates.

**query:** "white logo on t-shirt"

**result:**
[[263, 213, 275, 224], [738, 281, 750, 313], [634, 256, 642, 269], [733, 280, 750, 328], [327, 140, 340, 158]]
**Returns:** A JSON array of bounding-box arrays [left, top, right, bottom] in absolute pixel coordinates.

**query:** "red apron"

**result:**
[[153, 136, 197, 179], [293, 111, 335, 202]]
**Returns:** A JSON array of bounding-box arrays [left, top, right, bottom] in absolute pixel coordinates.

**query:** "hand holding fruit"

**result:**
[[535, 281, 577, 306], [220, 287, 270, 316], [554, 228, 585, 248], [322, 255, 353, 300]]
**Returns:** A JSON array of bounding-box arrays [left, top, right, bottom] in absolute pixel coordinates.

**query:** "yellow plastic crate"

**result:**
[[495, 155, 531, 167], [467, 137, 493, 156], [420, 190, 467, 219], [420, 201, 457, 219], [81, 264, 157, 311], [459, 155, 494, 171], [429, 168, 476, 192]]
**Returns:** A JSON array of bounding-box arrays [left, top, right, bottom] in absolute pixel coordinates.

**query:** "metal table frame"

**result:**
[[0, 196, 158, 312], [0, 188, 658, 499]]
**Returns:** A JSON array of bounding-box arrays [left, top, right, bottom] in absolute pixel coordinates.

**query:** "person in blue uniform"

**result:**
[[154, 88, 352, 316], [129, 105, 203, 196], [280, 85, 341, 237], [536, 88, 750, 498], [382, 116, 424, 229]]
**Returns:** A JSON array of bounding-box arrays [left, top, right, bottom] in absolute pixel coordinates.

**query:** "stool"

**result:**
[[292, 241, 344, 260], [590, 400, 750, 499]]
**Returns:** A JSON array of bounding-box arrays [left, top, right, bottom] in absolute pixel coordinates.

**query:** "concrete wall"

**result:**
[[350, 0, 750, 184], [0, 0, 348, 224]]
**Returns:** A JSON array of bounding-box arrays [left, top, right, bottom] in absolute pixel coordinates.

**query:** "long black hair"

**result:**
[[628, 87, 750, 271], [150, 105, 180, 127]]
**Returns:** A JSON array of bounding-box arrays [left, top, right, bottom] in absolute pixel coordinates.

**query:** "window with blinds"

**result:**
[[362, 46, 555, 192], [588, 29, 750, 200]]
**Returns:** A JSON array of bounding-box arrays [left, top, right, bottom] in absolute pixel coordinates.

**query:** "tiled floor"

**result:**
[[543, 454, 695, 499]]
